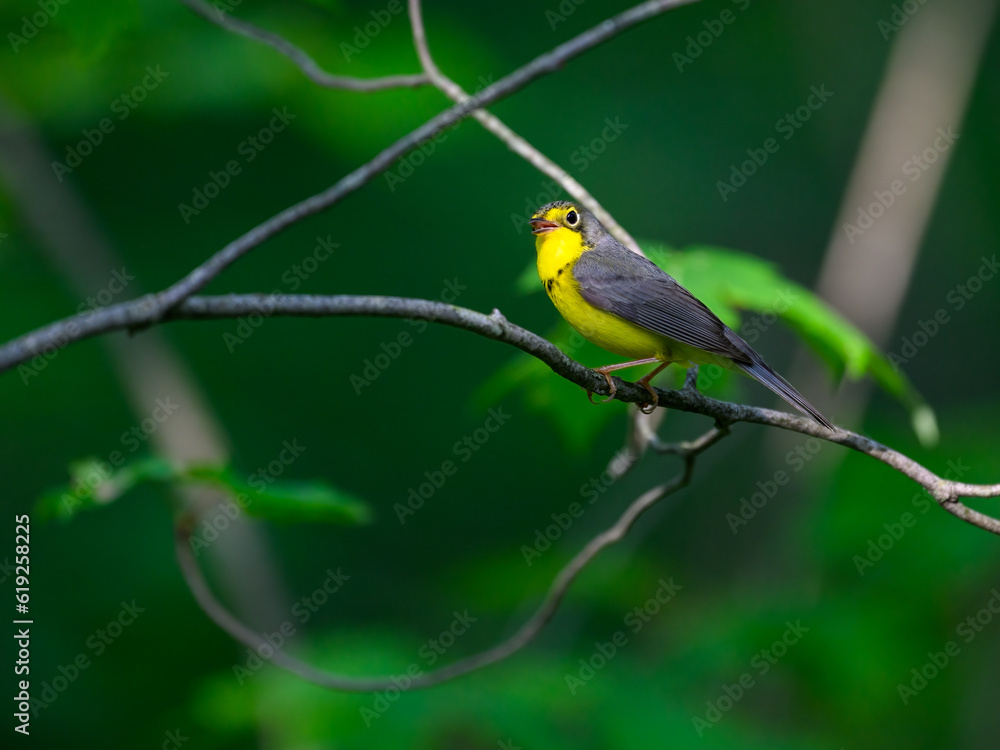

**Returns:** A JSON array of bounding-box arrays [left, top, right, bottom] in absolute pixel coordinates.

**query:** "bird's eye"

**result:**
[[565, 209, 579, 226]]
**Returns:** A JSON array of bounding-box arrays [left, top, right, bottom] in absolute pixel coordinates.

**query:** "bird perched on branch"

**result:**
[[529, 200, 833, 429]]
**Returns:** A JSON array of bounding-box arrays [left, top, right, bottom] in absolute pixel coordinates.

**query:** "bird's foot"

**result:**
[[587, 370, 618, 404], [635, 361, 670, 413], [637, 381, 659, 414]]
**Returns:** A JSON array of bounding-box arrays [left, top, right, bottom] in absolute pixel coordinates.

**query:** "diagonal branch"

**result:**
[[0, 0, 697, 376], [175, 428, 718, 691], [178, 0, 429, 91], [138, 0, 696, 329], [178, 0, 673, 252], [407, 0, 643, 253]]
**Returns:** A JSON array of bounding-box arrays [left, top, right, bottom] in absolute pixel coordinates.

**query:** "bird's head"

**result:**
[[529, 201, 603, 247]]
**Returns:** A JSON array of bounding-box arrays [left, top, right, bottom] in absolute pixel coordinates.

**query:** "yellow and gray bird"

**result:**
[[528, 200, 833, 429]]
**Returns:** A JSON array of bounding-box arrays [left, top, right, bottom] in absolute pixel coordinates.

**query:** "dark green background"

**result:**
[[2, 0, 999, 747]]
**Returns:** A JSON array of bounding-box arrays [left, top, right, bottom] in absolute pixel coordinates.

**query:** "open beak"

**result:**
[[529, 218, 559, 236]]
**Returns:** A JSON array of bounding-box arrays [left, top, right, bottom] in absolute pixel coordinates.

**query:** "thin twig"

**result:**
[[181, 0, 661, 250], [407, 0, 643, 252], [652, 424, 729, 457], [610, 366, 688, 481], [178, 0, 429, 91], [124, 0, 696, 328], [175, 430, 714, 691]]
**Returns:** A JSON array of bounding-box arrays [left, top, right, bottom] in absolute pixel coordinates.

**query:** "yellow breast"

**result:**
[[535, 229, 677, 361]]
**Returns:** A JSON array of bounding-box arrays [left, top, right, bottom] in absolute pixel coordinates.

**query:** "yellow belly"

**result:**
[[547, 272, 673, 359], [536, 230, 726, 367]]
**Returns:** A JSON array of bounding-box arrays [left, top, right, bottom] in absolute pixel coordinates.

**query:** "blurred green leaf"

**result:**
[[646, 244, 937, 445], [190, 465, 372, 525], [35, 455, 174, 521], [514, 259, 542, 294], [59, 0, 141, 63], [36, 457, 370, 525]]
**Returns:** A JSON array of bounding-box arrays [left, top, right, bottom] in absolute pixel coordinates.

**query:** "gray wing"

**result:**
[[574, 238, 834, 429], [573, 238, 752, 364]]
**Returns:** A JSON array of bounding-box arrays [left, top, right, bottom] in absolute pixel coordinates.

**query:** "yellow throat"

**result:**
[[535, 226, 586, 285]]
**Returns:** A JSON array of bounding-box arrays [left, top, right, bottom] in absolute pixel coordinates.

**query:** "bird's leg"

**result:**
[[587, 358, 663, 405], [636, 362, 671, 414]]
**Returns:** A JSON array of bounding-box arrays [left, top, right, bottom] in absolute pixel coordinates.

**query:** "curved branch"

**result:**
[[7, 291, 997, 533], [175, 427, 720, 691], [161, 296, 1000, 534], [179, 0, 429, 91], [407, 0, 643, 253]]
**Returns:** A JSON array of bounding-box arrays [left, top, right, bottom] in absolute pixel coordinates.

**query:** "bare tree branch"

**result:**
[[177, 0, 667, 253], [1, 0, 696, 368], [6, 0, 986, 716], [164, 295, 1000, 534], [9, 0, 996, 701], [134, 0, 697, 331], [407, 0, 643, 253], [178, 0, 429, 91], [7, 291, 997, 532], [175, 426, 718, 691]]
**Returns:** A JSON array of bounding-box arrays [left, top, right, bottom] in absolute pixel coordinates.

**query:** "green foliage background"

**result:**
[[2, 0, 999, 747]]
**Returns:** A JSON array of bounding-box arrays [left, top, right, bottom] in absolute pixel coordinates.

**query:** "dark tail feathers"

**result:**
[[735, 355, 834, 430]]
